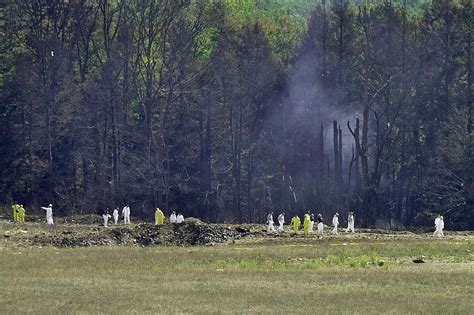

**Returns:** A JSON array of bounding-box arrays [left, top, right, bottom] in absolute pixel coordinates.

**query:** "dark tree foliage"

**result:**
[[0, 0, 472, 229]]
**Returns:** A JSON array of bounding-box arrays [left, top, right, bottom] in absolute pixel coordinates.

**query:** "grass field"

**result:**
[[1, 235, 473, 314]]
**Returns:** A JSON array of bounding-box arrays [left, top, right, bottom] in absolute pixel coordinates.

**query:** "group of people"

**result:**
[[10, 203, 445, 239], [100, 207, 185, 227], [102, 205, 136, 227], [12, 204, 26, 223], [268, 211, 356, 237], [167, 211, 185, 224]]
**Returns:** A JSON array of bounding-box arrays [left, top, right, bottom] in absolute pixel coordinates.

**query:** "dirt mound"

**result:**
[[112, 222, 248, 247], [2, 221, 256, 248]]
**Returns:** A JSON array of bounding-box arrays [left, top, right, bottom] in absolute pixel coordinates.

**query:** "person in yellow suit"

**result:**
[[155, 208, 165, 225], [291, 215, 301, 233], [12, 204, 19, 222], [18, 205, 26, 223], [303, 213, 311, 235]]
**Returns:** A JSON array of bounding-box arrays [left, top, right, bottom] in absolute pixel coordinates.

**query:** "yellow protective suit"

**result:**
[[18, 205, 25, 223], [291, 215, 301, 233], [12, 204, 18, 222], [303, 214, 311, 235], [155, 208, 165, 225]]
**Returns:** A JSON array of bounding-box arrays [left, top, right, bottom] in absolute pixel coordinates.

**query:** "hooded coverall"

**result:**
[[155, 208, 165, 225], [438, 217, 445, 237], [303, 214, 311, 235], [434, 217, 441, 236], [267, 214, 275, 232], [277, 214, 285, 231], [122, 206, 130, 224], [41, 206, 53, 225], [291, 216, 300, 233], [332, 215, 339, 234], [317, 215, 324, 236], [346, 214, 355, 233], [12, 204, 19, 222], [18, 205, 25, 223], [103, 214, 111, 227], [113, 209, 119, 224]]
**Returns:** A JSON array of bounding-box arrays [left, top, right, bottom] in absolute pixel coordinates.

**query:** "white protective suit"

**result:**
[[267, 213, 275, 232], [122, 206, 130, 224], [103, 213, 111, 227], [176, 214, 184, 224], [170, 212, 177, 223], [310, 215, 315, 234], [317, 215, 324, 236], [346, 213, 355, 233], [438, 217, 445, 237], [434, 217, 440, 236], [277, 213, 285, 232], [332, 214, 339, 234], [41, 204, 54, 225], [113, 209, 119, 224]]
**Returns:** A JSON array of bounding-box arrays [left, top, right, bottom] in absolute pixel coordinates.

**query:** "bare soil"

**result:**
[[1, 215, 472, 248]]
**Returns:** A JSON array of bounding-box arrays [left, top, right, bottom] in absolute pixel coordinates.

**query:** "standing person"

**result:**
[[155, 208, 165, 225], [433, 215, 441, 237], [346, 212, 355, 233], [122, 205, 131, 224], [309, 213, 315, 233], [331, 213, 339, 234], [317, 214, 324, 237], [267, 212, 275, 232], [12, 204, 19, 222], [176, 213, 185, 224], [303, 213, 311, 235], [277, 212, 285, 232], [41, 204, 54, 225], [170, 211, 177, 223], [112, 208, 119, 224], [438, 216, 445, 238], [102, 211, 112, 227], [18, 205, 26, 223], [291, 215, 301, 233]]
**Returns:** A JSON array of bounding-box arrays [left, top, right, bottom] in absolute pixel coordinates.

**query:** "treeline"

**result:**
[[0, 0, 472, 229]]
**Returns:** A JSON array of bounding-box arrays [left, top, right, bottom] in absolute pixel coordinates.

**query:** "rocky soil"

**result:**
[[1, 215, 265, 248], [1, 215, 472, 248]]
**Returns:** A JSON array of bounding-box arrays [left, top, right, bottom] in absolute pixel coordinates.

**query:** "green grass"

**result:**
[[1, 238, 473, 314]]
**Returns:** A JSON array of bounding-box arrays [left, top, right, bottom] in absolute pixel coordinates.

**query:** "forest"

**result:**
[[0, 0, 472, 229]]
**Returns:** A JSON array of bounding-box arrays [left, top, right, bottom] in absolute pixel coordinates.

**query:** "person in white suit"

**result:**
[[433, 215, 441, 237], [332, 213, 339, 234], [112, 208, 119, 224], [438, 216, 445, 238], [170, 211, 177, 223], [103, 211, 112, 227], [267, 212, 275, 233], [41, 204, 54, 225], [122, 205, 131, 224], [346, 212, 355, 233], [277, 213, 285, 232]]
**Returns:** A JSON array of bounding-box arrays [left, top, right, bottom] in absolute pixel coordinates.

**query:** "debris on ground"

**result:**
[[1, 215, 473, 249], [0, 217, 258, 248]]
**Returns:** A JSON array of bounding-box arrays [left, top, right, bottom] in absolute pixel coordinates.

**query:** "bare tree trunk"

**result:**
[[321, 0, 328, 83], [318, 123, 324, 196], [338, 125, 343, 187], [337, 0, 344, 85], [200, 93, 212, 220], [333, 120, 339, 193], [361, 80, 370, 189]]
